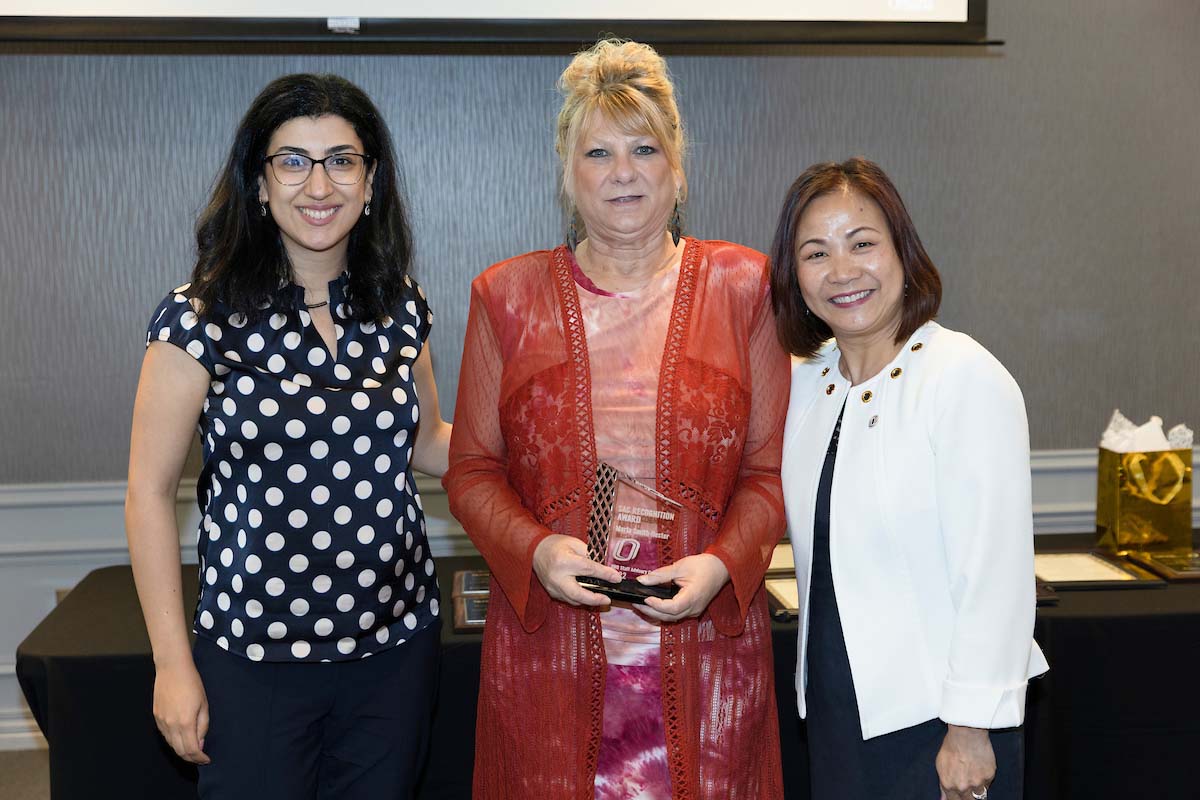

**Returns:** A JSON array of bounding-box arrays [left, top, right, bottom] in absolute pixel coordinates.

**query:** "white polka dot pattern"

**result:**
[[146, 275, 439, 663]]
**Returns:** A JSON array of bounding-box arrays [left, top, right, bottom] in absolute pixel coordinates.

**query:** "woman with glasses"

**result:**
[[125, 74, 450, 799]]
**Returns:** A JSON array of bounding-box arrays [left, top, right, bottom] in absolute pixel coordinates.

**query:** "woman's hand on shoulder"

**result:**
[[636, 553, 729, 622], [532, 534, 621, 607], [152, 656, 211, 765], [936, 724, 995, 800]]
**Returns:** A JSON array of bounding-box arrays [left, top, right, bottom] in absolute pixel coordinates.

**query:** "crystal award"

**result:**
[[576, 462, 682, 603]]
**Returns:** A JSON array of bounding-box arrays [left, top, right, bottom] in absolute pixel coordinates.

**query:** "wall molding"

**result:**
[[0, 474, 466, 751], [0, 475, 447, 509], [0, 475, 449, 508], [1029, 449, 1199, 533], [0, 664, 44, 750], [0, 450, 1195, 750], [2, 450, 1195, 553], [0, 474, 472, 562], [1029, 449, 1099, 534], [0, 705, 44, 751]]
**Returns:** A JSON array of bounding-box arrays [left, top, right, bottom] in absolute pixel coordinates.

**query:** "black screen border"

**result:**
[[1, 0, 990, 45]]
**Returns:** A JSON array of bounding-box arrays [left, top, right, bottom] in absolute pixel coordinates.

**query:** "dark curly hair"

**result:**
[[188, 73, 413, 322], [769, 157, 942, 358]]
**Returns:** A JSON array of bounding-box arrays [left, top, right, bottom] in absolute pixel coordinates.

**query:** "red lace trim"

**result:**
[[549, 245, 600, 531], [669, 479, 721, 528], [551, 240, 709, 797], [656, 237, 702, 799], [550, 245, 606, 797], [537, 486, 586, 525]]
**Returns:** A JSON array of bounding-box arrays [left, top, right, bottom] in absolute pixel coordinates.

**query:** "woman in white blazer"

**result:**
[[767, 158, 1047, 800]]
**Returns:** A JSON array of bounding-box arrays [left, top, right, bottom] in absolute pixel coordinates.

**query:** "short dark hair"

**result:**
[[189, 73, 413, 322], [768, 157, 942, 358]]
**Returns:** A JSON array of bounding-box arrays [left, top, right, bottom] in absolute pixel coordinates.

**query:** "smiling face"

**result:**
[[794, 187, 906, 347], [257, 114, 374, 271], [570, 114, 681, 248]]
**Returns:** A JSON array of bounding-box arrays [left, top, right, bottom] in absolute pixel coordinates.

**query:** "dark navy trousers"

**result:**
[[192, 620, 440, 800]]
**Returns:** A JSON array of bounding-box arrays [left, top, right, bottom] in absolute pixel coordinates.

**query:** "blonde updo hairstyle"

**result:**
[[555, 39, 687, 236]]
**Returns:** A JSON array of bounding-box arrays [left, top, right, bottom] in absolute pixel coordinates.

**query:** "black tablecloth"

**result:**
[[1025, 580, 1200, 798], [17, 557, 1200, 799]]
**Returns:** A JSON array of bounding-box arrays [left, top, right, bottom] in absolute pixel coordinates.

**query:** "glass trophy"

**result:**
[[576, 462, 682, 603]]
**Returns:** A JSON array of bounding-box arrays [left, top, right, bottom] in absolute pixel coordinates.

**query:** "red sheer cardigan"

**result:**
[[444, 238, 790, 799]]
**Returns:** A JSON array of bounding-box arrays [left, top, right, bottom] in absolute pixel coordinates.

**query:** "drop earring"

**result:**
[[364, 202, 371, 217], [566, 210, 580, 251], [259, 202, 268, 218], [669, 200, 683, 246]]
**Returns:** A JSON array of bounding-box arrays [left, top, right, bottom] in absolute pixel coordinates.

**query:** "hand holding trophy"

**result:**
[[575, 462, 683, 603], [634, 553, 731, 622], [533, 534, 622, 607]]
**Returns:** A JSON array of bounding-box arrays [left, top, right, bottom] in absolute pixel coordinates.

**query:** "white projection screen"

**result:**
[[0, 0, 988, 43]]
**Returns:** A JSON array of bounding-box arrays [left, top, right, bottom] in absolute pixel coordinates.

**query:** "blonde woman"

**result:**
[[444, 39, 789, 800]]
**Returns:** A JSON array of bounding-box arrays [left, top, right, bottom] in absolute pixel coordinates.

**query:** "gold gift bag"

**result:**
[[1095, 447, 1193, 553]]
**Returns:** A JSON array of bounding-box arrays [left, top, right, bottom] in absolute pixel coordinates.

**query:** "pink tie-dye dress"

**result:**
[[572, 254, 677, 800]]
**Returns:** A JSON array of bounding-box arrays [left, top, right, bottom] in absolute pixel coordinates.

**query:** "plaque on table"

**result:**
[[765, 578, 800, 621], [766, 542, 795, 577], [453, 595, 489, 632], [1125, 551, 1200, 581], [452, 569, 491, 596], [451, 569, 491, 632], [576, 462, 682, 603], [1033, 551, 1165, 589], [1035, 580, 1059, 606]]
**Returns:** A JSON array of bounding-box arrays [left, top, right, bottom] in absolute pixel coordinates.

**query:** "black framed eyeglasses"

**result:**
[[263, 152, 373, 186]]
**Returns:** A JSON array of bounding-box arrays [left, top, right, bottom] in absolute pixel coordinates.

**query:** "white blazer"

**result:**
[[782, 321, 1048, 740]]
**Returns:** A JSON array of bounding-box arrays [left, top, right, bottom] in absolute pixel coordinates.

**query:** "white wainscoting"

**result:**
[[0, 474, 468, 751], [1, 451, 1196, 750]]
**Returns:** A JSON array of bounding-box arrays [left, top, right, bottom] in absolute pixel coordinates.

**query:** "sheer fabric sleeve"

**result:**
[[704, 277, 790, 636], [443, 282, 552, 632]]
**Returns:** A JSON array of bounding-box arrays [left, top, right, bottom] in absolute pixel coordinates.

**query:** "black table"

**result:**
[[16, 558, 488, 800], [1025, 578, 1200, 798], [17, 558, 1200, 799]]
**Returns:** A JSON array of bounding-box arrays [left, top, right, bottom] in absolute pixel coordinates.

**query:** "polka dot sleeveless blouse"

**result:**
[[147, 273, 440, 662]]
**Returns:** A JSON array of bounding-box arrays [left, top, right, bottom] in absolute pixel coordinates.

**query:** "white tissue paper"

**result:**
[[1100, 409, 1194, 452], [1167, 424, 1194, 450]]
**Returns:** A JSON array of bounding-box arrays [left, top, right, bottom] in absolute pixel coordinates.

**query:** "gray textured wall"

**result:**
[[1, 0, 1198, 483]]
